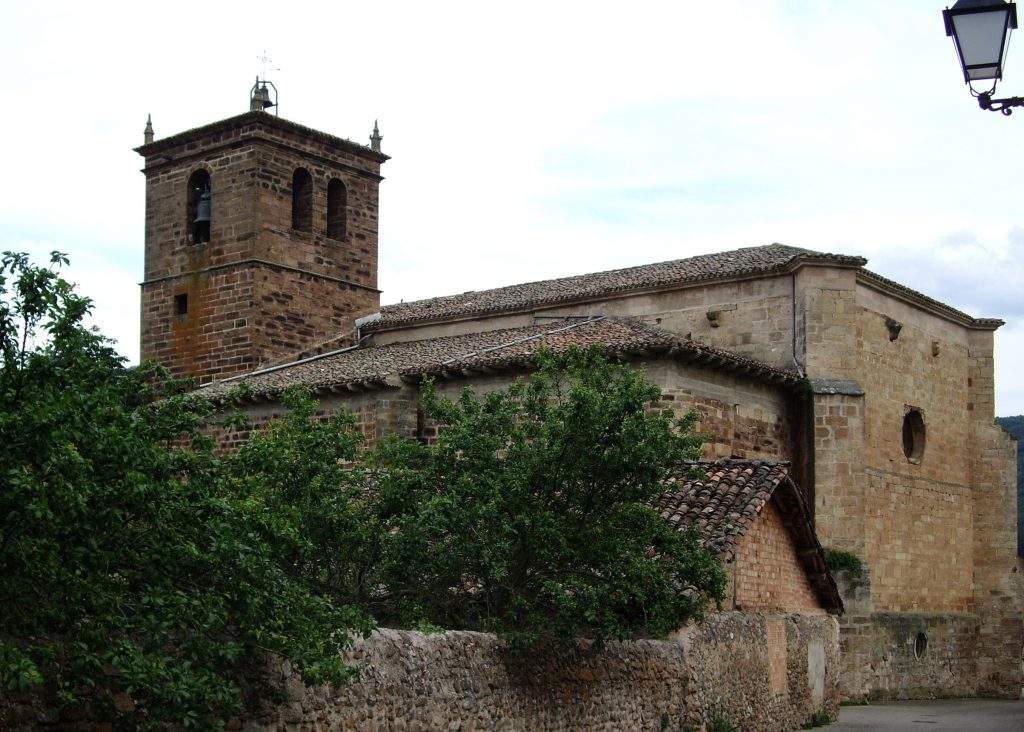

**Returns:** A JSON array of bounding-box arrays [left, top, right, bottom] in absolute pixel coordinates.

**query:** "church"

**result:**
[[136, 85, 1022, 703]]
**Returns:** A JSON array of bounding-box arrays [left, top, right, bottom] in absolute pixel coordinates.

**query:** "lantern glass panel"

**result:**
[[951, 7, 1012, 79]]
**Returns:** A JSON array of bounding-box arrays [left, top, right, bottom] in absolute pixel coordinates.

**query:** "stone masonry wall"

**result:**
[[240, 613, 839, 731], [210, 358, 797, 466], [139, 114, 383, 383], [834, 568, 980, 700], [373, 274, 801, 371], [251, 268, 378, 367], [970, 418, 1023, 695], [797, 268, 1022, 699], [810, 392, 866, 554]]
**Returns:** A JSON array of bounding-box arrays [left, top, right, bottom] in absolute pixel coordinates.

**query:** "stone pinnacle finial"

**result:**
[[144, 114, 154, 144], [370, 120, 382, 152]]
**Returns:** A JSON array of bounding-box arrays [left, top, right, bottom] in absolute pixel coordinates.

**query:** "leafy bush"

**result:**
[[825, 547, 865, 579], [369, 347, 727, 648], [803, 708, 833, 727], [0, 252, 374, 728]]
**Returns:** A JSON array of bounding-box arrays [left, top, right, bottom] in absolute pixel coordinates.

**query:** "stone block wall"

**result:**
[[142, 266, 260, 380], [373, 274, 801, 372], [207, 390, 419, 454], [643, 360, 796, 461], [834, 569, 981, 700], [251, 267, 378, 367], [811, 392, 866, 553], [863, 468, 974, 613], [969, 419, 1023, 696], [210, 358, 798, 466], [792, 266, 1022, 698], [239, 614, 839, 731]]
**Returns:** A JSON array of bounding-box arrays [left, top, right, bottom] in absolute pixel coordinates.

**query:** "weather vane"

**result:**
[[258, 50, 280, 80]]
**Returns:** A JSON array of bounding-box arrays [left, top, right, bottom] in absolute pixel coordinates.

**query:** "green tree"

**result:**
[[0, 252, 373, 728], [370, 348, 727, 648]]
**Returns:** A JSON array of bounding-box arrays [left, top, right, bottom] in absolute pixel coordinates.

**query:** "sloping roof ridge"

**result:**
[[199, 319, 604, 395], [214, 340, 364, 385], [200, 316, 802, 403], [688, 457, 792, 467], [858, 268, 1004, 329], [381, 243, 801, 310], [371, 243, 867, 331], [438, 315, 607, 366]]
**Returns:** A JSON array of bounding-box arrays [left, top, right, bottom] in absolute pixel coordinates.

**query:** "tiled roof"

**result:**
[[371, 244, 866, 331], [199, 317, 800, 401], [657, 459, 842, 613]]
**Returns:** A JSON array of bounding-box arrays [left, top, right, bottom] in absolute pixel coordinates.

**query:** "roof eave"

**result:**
[[857, 270, 1003, 331], [134, 110, 390, 163]]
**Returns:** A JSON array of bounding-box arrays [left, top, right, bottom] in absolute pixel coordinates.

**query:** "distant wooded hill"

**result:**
[[995, 415, 1024, 556]]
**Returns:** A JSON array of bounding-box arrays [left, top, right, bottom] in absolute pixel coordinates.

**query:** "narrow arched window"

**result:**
[[326, 178, 347, 240], [186, 169, 211, 244], [902, 408, 926, 463], [291, 168, 313, 232]]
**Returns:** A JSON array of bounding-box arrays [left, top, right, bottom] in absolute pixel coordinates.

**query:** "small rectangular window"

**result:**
[[175, 293, 188, 317]]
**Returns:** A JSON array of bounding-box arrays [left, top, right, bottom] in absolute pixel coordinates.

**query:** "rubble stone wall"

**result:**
[[241, 613, 839, 731]]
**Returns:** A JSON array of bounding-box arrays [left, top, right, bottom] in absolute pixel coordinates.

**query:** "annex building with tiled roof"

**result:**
[[138, 102, 1021, 706]]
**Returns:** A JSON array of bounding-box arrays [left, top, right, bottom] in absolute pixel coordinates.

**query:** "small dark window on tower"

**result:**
[[174, 293, 188, 319], [186, 169, 212, 244], [291, 168, 313, 232], [326, 178, 347, 240], [902, 409, 926, 463]]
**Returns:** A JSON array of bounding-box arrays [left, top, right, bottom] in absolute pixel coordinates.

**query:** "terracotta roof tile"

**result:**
[[371, 244, 866, 330], [657, 459, 843, 613], [198, 317, 800, 401]]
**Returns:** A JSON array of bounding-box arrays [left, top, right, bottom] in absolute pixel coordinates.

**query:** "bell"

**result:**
[[250, 84, 275, 111], [194, 188, 211, 224]]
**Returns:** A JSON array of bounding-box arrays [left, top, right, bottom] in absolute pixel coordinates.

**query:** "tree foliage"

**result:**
[[0, 252, 373, 728], [1, 250, 728, 726], [370, 348, 727, 648]]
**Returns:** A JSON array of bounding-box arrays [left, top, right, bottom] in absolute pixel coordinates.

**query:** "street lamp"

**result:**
[[944, 0, 1021, 113]]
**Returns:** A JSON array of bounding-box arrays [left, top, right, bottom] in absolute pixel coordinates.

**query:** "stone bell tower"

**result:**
[[136, 82, 387, 383]]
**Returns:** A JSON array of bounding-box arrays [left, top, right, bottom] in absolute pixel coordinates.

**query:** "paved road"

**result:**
[[829, 699, 1024, 731]]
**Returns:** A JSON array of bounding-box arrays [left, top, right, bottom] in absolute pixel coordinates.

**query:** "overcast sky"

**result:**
[[2, 1, 1023, 415]]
